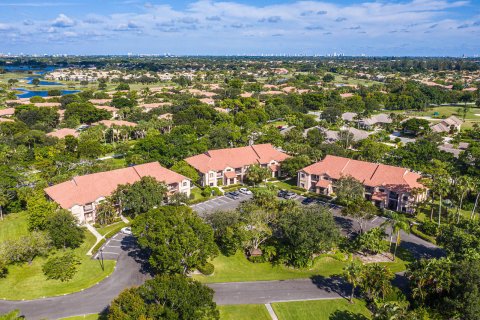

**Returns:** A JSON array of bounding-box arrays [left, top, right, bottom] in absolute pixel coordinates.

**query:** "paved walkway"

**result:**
[[84, 223, 104, 256]]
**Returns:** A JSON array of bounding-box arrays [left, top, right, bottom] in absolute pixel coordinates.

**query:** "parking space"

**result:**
[[93, 232, 136, 261], [191, 193, 253, 215]]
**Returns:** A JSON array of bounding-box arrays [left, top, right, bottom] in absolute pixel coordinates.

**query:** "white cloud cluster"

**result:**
[[0, 0, 478, 55]]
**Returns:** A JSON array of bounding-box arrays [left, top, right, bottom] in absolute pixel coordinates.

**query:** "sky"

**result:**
[[0, 0, 479, 56]]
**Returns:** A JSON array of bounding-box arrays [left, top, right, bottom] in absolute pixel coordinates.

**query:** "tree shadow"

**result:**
[[310, 275, 351, 299], [121, 236, 154, 276], [334, 216, 354, 236], [329, 310, 369, 320], [399, 240, 445, 259]]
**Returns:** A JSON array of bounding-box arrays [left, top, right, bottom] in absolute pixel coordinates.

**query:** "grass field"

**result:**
[[0, 230, 115, 300], [193, 249, 409, 284], [272, 298, 371, 320], [218, 304, 271, 320], [95, 221, 128, 236], [0, 211, 29, 243]]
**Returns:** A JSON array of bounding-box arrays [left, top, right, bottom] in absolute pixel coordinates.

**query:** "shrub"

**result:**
[[419, 220, 439, 237], [211, 187, 223, 196], [201, 186, 213, 198], [197, 262, 215, 276], [42, 251, 80, 282]]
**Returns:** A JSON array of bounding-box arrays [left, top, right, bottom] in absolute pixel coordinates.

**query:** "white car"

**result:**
[[121, 227, 132, 235], [239, 188, 252, 195]]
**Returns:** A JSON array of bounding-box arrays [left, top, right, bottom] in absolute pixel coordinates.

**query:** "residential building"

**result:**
[[46, 128, 79, 139], [297, 155, 426, 213], [430, 116, 463, 134], [185, 144, 290, 187], [44, 162, 190, 224]]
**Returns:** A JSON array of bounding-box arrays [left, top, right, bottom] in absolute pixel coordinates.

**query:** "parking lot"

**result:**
[[93, 232, 136, 261], [190, 192, 253, 215]]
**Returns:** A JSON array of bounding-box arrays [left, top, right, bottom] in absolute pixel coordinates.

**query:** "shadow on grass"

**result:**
[[329, 310, 369, 320]]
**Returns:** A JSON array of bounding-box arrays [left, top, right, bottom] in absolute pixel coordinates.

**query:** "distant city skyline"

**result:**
[[0, 0, 479, 56]]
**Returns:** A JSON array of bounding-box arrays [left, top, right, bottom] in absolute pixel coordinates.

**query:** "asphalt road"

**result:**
[[0, 196, 443, 319], [190, 192, 253, 216]]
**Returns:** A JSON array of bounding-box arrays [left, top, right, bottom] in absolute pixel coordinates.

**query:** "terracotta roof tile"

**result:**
[[44, 162, 188, 209]]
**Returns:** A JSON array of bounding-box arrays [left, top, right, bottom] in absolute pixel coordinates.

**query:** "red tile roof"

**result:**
[[46, 128, 79, 139], [301, 155, 424, 191], [315, 180, 331, 188], [185, 144, 289, 174], [224, 171, 236, 179], [44, 162, 188, 209], [95, 120, 137, 127]]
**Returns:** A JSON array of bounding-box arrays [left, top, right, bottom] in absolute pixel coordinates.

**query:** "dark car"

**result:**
[[301, 197, 315, 205], [316, 199, 327, 206], [277, 190, 288, 198], [226, 192, 240, 200], [231, 191, 240, 197]]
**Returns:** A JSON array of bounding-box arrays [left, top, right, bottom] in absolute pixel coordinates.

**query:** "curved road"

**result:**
[[0, 209, 443, 319]]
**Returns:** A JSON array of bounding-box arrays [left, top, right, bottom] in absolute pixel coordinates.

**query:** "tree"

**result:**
[[31, 78, 40, 86], [360, 263, 394, 302], [342, 199, 378, 234], [132, 206, 218, 274], [26, 194, 59, 231], [382, 211, 410, 260], [206, 210, 245, 256], [115, 82, 130, 91], [453, 175, 474, 223], [171, 160, 200, 183], [0, 309, 24, 320], [322, 73, 335, 83], [277, 206, 340, 268], [280, 155, 311, 178], [46, 210, 85, 249], [64, 102, 111, 124], [402, 118, 431, 136], [239, 202, 276, 255], [343, 260, 364, 303], [406, 258, 452, 304], [244, 164, 271, 186], [355, 227, 389, 255], [335, 175, 365, 206], [42, 251, 80, 282], [0, 231, 51, 264], [112, 176, 168, 217], [95, 198, 118, 226], [436, 220, 480, 259], [108, 275, 219, 320]]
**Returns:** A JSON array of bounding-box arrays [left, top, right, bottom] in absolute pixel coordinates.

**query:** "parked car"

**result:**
[[277, 190, 287, 198], [301, 197, 315, 205], [316, 199, 327, 206], [226, 192, 240, 200], [284, 192, 297, 200], [239, 187, 252, 195], [121, 227, 132, 235]]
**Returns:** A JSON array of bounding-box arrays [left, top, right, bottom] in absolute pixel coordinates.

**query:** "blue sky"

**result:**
[[0, 0, 479, 56]]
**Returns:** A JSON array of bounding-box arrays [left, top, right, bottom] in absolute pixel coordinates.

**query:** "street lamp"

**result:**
[[100, 248, 104, 271]]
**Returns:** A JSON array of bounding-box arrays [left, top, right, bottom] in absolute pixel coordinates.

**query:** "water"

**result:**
[[3, 65, 57, 75], [24, 77, 62, 86], [15, 88, 80, 98]]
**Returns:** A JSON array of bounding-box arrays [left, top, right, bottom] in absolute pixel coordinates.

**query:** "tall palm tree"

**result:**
[[471, 179, 480, 220], [384, 212, 410, 260], [454, 176, 474, 223], [434, 176, 450, 226], [342, 260, 363, 303]]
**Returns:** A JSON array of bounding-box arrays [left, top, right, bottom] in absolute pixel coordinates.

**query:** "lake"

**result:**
[[15, 88, 80, 98], [24, 77, 62, 86]]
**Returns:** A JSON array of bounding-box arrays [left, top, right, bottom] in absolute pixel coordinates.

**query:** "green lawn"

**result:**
[[194, 250, 409, 284], [0, 231, 115, 300], [194, 251, 347, 283], [0, 211, 29, 243], [272, 298, 371, 320], [218, 304, 271, 320], [95, 221, 128, 236]]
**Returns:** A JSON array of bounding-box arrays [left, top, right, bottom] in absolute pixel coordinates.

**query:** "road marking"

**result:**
[[205, 203, 215, 208], [371, 216, 378, 222], [106, 245, 122, 248], [100, 251, 119, 255], [265, 303, 278, 320]]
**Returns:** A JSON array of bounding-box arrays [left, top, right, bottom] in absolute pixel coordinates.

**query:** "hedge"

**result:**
[[197, 262, 215, 276], [411, 225, 437, 245]]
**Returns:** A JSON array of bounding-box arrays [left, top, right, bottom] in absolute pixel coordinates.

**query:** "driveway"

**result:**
[[190, 193, 253, 216]]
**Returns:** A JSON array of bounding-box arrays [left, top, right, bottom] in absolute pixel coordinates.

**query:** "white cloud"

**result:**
[[51, 14, 76, 28]]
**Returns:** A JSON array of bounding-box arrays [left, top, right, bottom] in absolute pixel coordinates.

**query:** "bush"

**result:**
[[42, 251, 80, 282], [211, 187, 223, 196], [201, 186, 213, 198], [419, 220, 439, 237], [197, 262, 215, 276], [411, 226, 436, 245]]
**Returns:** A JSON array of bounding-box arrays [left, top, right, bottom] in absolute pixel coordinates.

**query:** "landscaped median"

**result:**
[[192, 250, 408, 284], [0, 231, 115, 300]]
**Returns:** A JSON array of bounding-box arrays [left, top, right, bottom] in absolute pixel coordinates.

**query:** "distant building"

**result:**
[[44, 162, 191, 224], [185, 144, 290, 187], [430, 116, 463, 134], [297, 155, 427, 213], [46, 128, 79, 139]]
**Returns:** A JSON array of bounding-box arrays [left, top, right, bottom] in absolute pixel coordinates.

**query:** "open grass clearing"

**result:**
[[0, 211, 29, 243], [193, 250, 408, 284], [272, 298, 371, 320], [0, 230, 115, 300], [218, 304, 271, 320]]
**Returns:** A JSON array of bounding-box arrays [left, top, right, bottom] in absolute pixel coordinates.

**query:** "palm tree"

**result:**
[[0, 193, 7, 220], [454, 176, 474, 223], [434, 176, 450, 226], [383, 212, 410, 260], [470, 179, 480, 220], [342, 260, 363, 303]]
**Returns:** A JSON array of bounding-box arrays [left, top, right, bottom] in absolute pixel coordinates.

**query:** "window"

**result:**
[[183, 181, 187, 187], [209, 173, 214, 178], [301, 173, 305, 178], [403, 195, 409, 201], [209, 183, 214, 186]]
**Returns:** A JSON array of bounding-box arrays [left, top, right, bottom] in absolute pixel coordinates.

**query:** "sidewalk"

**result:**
[[85, 223, 104, 256]]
